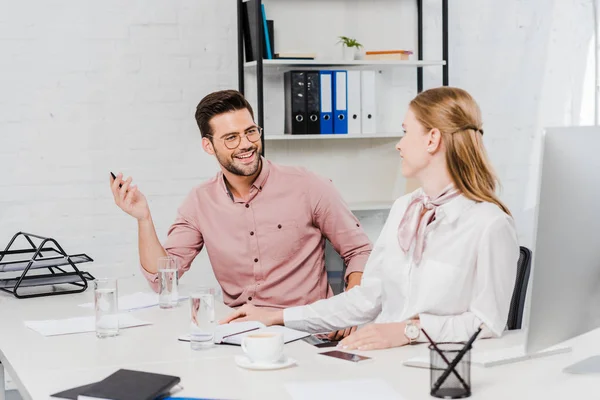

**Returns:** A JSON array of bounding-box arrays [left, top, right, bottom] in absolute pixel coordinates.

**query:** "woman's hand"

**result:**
[[338, 322, 409, 350], [219, 303, 284, 326]]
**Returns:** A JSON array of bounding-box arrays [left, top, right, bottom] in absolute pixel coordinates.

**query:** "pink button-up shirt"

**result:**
[[141, 158, 372, 309]]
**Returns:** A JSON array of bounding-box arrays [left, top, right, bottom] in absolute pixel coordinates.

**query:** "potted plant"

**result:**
[[337, 36, 363, 61]]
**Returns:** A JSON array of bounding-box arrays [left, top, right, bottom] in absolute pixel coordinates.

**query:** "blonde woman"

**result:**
[[221, 87, 519, 350]]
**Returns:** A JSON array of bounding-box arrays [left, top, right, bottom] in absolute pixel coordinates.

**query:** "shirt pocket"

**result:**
[[259, 220, 302, 261]]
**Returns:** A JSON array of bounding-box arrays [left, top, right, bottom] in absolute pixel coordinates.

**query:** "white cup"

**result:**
[[241, 332, 284, 364]]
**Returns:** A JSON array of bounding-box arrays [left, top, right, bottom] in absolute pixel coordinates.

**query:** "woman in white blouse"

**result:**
[[222, 87, 519, 350]]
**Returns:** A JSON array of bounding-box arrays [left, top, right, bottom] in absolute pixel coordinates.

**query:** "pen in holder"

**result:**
[[423, 327, 482, 399]]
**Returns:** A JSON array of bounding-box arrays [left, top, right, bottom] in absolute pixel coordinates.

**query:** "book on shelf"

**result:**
[[364, 50, 413, 61], [242, 0, 274, 62], [275, 52, 316, 60]]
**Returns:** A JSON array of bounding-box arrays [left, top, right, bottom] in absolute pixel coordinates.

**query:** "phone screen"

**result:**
[[319, 350, 371, 362]]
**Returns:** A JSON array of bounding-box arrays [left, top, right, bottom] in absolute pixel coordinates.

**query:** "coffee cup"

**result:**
[[241, 332, 284, 364]]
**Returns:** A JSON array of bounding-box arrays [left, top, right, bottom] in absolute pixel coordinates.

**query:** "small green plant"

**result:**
[[337, 36, 363, 49]]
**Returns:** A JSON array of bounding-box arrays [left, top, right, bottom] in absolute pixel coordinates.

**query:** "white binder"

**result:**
[[361, 70, 376, 135], [347, 70, 362, 135]]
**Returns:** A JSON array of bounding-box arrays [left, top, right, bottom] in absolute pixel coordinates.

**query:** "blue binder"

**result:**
[[319, 71, 334, 134], [332, 70, 348, 134]]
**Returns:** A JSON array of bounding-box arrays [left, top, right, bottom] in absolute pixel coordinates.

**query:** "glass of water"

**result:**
[[189, 287, 216, 350], [94, 278, 119, 338], [158, 256, 179, 309]]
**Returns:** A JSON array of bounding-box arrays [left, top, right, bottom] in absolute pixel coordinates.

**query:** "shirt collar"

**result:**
[[218, 156, 271, 199], [409, 187, 476, 224], [436, 194, 476, 224], [252, 156, 270, 191]]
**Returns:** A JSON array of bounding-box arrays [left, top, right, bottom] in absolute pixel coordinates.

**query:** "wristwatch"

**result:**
[[404, 320, 421, 344]]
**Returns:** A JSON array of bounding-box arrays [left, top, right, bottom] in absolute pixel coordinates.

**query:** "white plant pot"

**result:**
[[342, 46, 359, 61]]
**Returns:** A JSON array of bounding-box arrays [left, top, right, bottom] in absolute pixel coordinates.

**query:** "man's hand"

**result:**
[[338, 322, 409, 351], [327, 272, 363, 341], [110, 172, 151, 221], [219, 303, 284, 326], [345, 272, 362, 289]]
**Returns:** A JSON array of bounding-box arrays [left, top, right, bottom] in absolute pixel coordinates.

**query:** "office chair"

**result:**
[[507, 246, 532, 330]]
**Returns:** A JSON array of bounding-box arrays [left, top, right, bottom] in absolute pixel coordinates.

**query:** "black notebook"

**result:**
[[51, 369, 180, 400]]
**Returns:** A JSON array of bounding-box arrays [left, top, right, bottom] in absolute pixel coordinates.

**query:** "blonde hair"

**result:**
[[409, 87, 511, 215]]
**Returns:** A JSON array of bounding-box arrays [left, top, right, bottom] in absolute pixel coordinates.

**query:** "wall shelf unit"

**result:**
[[236, 0, 449, 148]]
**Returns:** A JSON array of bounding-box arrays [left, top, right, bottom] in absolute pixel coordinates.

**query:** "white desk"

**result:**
[[1, 267, 599, 400]]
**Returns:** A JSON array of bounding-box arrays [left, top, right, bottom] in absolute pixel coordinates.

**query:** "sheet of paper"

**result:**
[[25, 314, 152, 336], [285, 379, 403, 400], [78, 292, 188, 311]]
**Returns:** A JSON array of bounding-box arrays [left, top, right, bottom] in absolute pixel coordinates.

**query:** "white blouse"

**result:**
[[283, 190, 520, 342]]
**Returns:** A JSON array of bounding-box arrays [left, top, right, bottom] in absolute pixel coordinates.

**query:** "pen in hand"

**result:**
[[110, 172, 123, 189]]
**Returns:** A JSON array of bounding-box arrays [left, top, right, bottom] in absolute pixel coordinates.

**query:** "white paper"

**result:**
[[78, 292, 188, 311], [178, 321, 309, 345], [24, 314, 152, 336], [286, 379, 403, 400]]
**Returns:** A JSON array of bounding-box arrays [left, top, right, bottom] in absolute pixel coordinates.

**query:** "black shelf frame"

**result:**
[[236, 0, 449, 155]]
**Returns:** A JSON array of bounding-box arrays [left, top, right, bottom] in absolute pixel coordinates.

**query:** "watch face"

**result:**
[[406, 324, 420, 339]]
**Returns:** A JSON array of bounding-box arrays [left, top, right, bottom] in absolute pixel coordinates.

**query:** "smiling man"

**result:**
[[110, 90, 372, 338]]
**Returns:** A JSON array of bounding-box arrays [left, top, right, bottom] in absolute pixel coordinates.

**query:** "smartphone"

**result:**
[[302, 335, 339, 348], [110, 172, 123, 189], [319, 350, 371, 363]]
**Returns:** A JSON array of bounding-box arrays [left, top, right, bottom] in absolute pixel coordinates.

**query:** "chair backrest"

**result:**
[[507, 246, 532, 330]]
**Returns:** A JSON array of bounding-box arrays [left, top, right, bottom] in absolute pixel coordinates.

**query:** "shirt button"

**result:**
[[254, 258, 258, 263], [356, 223, 360, 227], [248, 297, 252, 301], [277, 224, 282, 229], [245, 204, 250, 208], [250, 231, 254, 236]]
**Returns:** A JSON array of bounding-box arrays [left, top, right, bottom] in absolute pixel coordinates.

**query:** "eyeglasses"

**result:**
[[210, 126, 263, 150]]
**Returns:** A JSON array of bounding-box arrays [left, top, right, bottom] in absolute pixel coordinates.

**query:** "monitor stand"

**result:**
[[563, 356, 600, 374]]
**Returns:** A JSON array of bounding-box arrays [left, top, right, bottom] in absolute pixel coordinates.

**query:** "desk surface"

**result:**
[[0, 266, 598, 400]]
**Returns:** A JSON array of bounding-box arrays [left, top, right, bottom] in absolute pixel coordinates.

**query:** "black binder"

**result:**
[[306, 71, 321, 134], [284, 71, 307, 134]]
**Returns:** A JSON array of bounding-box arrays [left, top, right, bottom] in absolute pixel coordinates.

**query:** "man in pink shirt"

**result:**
[[110, 90, 372, 338]]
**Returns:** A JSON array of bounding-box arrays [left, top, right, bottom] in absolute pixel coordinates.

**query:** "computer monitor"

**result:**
[[525, 126, 600, 373]]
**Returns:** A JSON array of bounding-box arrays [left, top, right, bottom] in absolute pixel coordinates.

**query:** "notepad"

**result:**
[[76, 369, 180, 400], [78, 292, 188, 312], [178, 321, 310, 345], [285, 378, 403, 400], [52, 383, 184, 400], [402, 344, 572, 368], [25, 314, 152, 336]]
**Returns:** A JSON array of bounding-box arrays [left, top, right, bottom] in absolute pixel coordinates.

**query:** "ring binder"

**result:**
[[0, 232, 95, 299]]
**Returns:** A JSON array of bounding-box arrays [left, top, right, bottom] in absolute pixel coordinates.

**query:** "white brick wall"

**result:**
[[0, 0, 594, 280], [0, 1, 237, 281]]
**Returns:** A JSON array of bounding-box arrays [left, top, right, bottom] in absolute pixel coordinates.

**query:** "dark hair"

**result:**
[[194, 90, 255, 139]]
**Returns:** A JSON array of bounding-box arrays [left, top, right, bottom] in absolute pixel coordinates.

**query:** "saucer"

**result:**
[[235, 355, 297, 370]]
